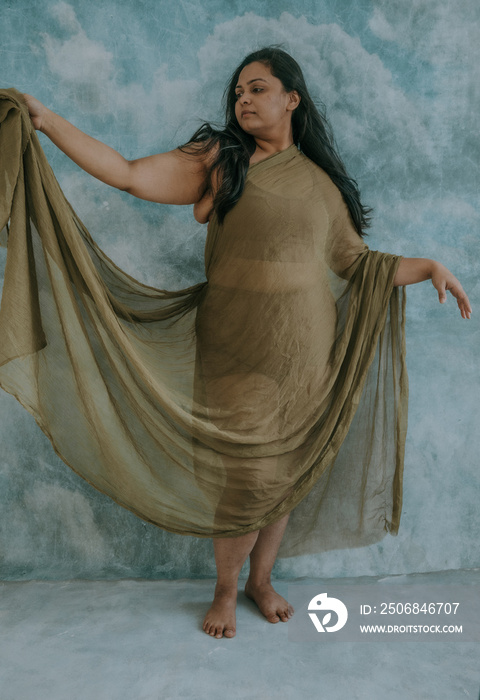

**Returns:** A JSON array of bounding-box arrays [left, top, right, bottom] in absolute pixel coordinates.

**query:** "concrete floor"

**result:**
[[0, 569, 479, 700]]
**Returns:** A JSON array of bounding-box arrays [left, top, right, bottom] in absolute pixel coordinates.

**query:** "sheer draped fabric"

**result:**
[[0, 89, 408, 557]]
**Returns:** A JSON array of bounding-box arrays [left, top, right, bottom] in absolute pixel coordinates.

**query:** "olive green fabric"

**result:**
[[0, 88, 408, 557]]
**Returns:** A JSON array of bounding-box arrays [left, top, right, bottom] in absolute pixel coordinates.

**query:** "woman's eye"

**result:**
[[235, 87, 263, 100]]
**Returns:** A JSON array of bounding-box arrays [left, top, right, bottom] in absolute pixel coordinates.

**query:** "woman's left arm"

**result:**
[[393, 258, 472, 319]]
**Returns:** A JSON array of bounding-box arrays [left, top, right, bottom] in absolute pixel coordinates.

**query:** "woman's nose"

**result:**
[[239, 93, 250, 104]]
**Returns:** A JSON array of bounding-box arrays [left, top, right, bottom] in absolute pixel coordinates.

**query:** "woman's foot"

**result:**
[[244, 579, 294, 623], [203, 585, 237, 638]]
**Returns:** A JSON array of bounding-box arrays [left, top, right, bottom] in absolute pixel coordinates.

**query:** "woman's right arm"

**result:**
[[23, 94, 209, 205]]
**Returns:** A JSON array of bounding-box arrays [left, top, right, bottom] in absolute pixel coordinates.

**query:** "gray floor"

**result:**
[[0, 569, 479, 700]]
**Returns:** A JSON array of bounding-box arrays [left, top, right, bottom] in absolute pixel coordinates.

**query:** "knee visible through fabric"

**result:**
[[204, 372, 282, 527]]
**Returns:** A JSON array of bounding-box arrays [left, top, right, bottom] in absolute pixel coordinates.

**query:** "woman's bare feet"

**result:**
[[203, 585, 237, 638], [244, 579, 294, 623]]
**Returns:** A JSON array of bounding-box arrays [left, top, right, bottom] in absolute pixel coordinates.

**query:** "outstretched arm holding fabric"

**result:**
[[22, 94, 210, 205]]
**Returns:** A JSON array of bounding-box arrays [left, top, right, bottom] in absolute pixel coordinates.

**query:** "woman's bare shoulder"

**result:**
[[179, 137, 219, 165]]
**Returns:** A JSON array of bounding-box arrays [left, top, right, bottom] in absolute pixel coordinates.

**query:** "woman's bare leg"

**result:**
[[202, 371, 291, 637], [203, 530, 259, 638], [244, 513, 295, 622]]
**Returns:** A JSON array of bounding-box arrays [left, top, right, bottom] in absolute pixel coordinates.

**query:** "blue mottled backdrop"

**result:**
[[0, 0, 478, 580]]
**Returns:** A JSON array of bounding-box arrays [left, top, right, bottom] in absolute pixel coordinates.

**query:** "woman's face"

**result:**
[[234, 61, 299, 138]]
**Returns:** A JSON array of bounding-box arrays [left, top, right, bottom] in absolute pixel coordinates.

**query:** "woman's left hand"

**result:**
[[431, 261, 472, 319]]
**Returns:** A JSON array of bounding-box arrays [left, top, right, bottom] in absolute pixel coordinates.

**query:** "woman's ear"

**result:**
[[287, 90, 301, 112]]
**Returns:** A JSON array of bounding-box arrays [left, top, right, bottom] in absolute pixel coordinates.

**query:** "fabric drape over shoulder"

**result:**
[[0, 88, 408, 558]]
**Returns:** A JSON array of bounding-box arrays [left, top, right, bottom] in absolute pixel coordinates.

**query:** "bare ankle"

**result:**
[[246, 575, 271, 588], [214, 581, 238, 595]]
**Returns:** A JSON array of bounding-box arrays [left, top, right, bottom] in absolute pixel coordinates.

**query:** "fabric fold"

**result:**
[[0, 87, 408, 557]]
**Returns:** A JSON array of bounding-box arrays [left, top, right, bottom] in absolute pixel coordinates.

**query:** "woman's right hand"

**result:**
[[22, 94, 48, 131]]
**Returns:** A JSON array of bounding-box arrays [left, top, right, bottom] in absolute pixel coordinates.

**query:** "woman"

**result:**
[[1, 47, 471, 641]]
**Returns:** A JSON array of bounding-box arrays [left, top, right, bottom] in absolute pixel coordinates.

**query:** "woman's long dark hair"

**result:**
[[179, 46, 371, 235]]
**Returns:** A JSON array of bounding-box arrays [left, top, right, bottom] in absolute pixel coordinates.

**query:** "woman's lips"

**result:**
[[241, 111, 255, 117]]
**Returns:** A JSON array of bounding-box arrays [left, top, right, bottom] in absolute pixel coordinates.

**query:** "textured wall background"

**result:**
[[0, 0, 478, 580]]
